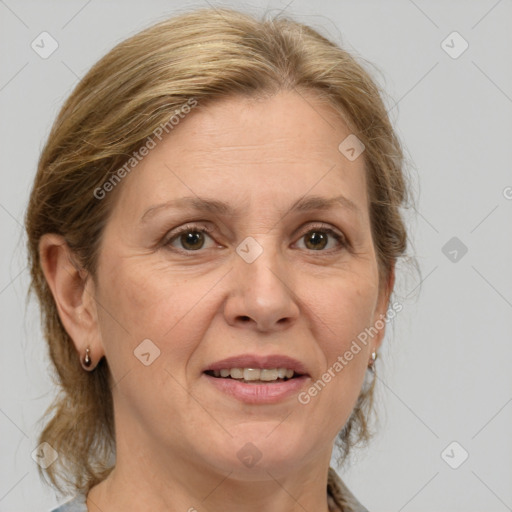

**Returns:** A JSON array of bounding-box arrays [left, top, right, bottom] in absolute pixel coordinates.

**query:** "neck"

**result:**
[[86, 395, 338, 512]]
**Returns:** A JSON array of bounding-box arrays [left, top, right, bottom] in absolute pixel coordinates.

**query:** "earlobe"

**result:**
[[38, 234, 103, 366]]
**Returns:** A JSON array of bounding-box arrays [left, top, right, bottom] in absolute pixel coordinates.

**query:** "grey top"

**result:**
[[50, 468, 368, 512], [50, 492, 87, 512]]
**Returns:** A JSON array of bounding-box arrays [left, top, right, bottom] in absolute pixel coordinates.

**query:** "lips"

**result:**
[[203, 354, 310, 377], [202, 354, 311, 404]]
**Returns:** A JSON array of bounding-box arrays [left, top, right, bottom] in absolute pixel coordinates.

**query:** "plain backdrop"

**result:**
[[1, 1, 511, 511]]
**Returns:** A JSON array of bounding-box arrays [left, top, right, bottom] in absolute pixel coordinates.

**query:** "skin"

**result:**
[[40, 90, 394, 512]]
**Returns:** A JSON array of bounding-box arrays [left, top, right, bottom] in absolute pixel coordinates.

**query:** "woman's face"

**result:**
[[89, 90, 391, 478]]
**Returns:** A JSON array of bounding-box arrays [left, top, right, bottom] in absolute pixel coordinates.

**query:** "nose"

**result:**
[[223, 239, 300, 333]]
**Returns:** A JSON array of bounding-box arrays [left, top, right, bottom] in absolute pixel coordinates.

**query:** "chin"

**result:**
[[199, 429, 308, 480]]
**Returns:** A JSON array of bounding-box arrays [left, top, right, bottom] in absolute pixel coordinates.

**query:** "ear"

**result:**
[[372, 262, 396, 353], [38, 233, 104, 369]]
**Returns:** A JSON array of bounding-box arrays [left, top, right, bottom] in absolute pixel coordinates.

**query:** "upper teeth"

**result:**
[[212, 368, 295, 381]]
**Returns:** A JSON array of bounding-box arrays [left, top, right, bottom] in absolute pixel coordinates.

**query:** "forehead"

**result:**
[[109, 90, 369, 222], [173, 91, 353, 160]]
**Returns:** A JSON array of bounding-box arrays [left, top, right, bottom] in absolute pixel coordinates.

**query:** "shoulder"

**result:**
[[327, 467, 370, 512], [49, 494, 88, 512]]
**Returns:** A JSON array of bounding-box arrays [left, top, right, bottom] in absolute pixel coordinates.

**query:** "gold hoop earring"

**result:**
[[82, 347, 92, 370], [367, 350, 377, 371]]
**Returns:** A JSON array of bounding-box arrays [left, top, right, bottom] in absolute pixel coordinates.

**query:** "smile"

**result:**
[[203, 371, 309, 404], [206, 367, 296, 382]]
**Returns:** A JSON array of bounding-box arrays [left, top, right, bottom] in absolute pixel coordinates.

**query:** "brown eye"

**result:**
[[296, 226, 346, 252], [304, 231, 328, 250], [179, 231, 206, 250], [164, 224, 216, 252]]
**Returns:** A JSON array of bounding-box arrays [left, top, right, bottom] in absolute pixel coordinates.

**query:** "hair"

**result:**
[[25, 6, 410, 499]]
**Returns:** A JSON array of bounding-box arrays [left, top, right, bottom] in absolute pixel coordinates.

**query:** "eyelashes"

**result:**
[[294, 226, 347, 252], [161, 222, 349, 255], [163, 224, 217, 252]]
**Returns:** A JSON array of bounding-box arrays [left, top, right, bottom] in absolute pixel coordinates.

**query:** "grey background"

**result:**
[[1, 0, 511, 511]]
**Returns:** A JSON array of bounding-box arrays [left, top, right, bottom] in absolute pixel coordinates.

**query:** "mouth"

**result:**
[[202, 354, 310, 404], [204, 367, 301, 383]]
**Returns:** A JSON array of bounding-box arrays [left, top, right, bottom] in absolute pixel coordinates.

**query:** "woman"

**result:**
[[25, 7, 409, 512]]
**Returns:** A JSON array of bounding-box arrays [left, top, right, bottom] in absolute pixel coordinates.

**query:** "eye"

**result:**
[[295, 224, 347, 252], [163, 224, 216, 252], [162, 222, 348, 254]]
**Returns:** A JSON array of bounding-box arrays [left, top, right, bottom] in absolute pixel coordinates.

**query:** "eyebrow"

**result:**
[[140, 194, 361, 224]]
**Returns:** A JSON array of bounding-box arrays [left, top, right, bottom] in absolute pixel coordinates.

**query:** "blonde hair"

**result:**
[[25, 6, 409, 498]]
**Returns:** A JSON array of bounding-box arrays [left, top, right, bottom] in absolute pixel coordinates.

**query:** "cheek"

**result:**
[[307, 272, 378, 350], [302, 273, 378, 412], [95, 258, 218, 368]]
